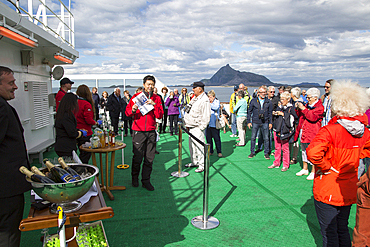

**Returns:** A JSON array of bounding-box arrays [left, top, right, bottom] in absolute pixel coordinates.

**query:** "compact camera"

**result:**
[[184, 104, 192, 113], [259, 113, 265, 121]]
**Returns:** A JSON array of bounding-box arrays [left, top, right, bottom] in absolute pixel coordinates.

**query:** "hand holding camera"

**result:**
[[184, 104, 192, 113]]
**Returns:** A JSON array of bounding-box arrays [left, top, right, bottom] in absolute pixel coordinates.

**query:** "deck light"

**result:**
[[0, 26, 37, 48], [54, 53, 73, 64]]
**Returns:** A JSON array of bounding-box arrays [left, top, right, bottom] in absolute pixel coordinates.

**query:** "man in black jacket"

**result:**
[[107, 88, 122, 135], [92, 87, 100, 121], [247, 85, 273, 159], [0, 66, 32, 246]]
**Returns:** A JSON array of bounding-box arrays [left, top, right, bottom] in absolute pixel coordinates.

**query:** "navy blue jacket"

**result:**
[[247, 97, 273, 124]]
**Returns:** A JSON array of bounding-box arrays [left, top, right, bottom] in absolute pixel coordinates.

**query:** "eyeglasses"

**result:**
[[269, 91, 275, 93], [259, 91, 267, 94]]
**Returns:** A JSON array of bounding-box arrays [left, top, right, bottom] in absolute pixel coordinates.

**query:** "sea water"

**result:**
[[53, 84, 325, 103]]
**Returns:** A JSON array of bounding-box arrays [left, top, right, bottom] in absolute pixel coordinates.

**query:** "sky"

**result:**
[[7, 0, 370, 86]]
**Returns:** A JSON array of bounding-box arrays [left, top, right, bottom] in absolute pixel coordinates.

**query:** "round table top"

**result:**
[[79, 142, 126, 153]]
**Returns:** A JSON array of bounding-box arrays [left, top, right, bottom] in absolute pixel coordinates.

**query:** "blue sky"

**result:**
[[7, 0, 370, 86]]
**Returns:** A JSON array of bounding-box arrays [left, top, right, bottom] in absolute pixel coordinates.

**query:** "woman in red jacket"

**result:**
[[307, 80, 370, 247], [75, 85, 100, 163], [294, 88, 324, 180]]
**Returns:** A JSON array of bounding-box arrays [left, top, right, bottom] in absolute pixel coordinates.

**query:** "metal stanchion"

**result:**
[[191, 143, 220, 230], [119, 122, 128, 167], [171, 123, 189, 177]]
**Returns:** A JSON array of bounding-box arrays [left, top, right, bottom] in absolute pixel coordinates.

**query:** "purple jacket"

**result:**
[[165, 96, 180, 115]]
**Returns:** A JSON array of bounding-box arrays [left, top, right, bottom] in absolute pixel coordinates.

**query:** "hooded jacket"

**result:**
[[75, 98, 95, 136], [125, 91, 164, 132], [307, 115, 370, 206]]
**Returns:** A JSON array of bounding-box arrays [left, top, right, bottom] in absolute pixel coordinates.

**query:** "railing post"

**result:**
[[171, 123, 189, 178], [191, 143, 219, 230]]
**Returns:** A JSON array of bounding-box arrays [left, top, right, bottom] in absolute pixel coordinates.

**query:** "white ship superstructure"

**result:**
[[0, 0, 79, 161]]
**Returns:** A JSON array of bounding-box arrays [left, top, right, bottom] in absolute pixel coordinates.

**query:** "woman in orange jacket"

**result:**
[[307, 80, 370, 247]]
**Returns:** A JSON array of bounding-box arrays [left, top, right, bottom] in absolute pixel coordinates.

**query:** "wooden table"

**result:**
[[19, 177, 114, 247], [80, 143, 127, 200]]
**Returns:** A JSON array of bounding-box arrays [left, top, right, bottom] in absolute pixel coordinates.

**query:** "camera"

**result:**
[[184, 104, 192, 113], [259, 113, 265, 121]]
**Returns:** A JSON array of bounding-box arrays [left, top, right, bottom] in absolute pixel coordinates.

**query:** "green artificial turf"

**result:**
[[20, 129, 358, 247]]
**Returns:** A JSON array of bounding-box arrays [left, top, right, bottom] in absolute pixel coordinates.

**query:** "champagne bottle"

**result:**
[[57, 157, 82, 180], [31, 166, 55, 181], [43, 159, 77, 183], [19, 166, 55, 183]]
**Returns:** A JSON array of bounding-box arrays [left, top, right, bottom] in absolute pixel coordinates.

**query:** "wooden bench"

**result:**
[[27, 139, 55, 163]]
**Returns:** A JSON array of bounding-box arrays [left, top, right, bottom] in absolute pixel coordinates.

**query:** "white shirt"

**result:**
[[184, 92, 211, 130]]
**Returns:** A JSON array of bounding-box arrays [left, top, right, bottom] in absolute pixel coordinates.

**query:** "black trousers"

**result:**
[[77, 135, 92, 164], [131, 130, 156, 183], [160, 109, 168, 132], [169, 114, 179, 134], [110, 116, 119, 134], [0, 194, 24, 247], [314, 199, 352, 247], [123, 119, 132, 135]]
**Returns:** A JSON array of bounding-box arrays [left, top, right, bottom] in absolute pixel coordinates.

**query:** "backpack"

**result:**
[[273, 106, 295, 140]]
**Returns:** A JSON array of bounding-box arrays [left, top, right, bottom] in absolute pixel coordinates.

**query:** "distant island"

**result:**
[[178, 64, 323, 88]]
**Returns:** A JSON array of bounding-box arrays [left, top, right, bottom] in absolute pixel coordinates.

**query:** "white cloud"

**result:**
[[61, 0, 370, 86]]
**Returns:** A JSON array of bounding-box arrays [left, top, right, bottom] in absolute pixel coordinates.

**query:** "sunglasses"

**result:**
[[324, 86, 330, 89]]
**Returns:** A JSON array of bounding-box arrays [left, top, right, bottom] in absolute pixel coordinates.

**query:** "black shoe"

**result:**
[[155, 150, 159, 154], [124, 134, 127, 137], [132, 177, 139, 187], [264, 154, 270, 160], [255, 149, 262, 154], [248, 153, 255, 158], [142, 182, 154, 191]]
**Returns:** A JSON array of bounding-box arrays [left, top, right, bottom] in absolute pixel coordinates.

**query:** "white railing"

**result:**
[[8, 0, 75, 48]]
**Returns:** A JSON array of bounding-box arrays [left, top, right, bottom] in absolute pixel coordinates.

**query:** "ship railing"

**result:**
[[7, 0, 75, 48]]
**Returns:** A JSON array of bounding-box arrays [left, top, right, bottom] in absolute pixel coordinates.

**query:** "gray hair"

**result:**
[[268, 86, 275, 92], [237, 90, 245, 98], [280, 91, 291, 101], [306, 88, 320, 99], [331, 80, 370, 117], [291, 87, 301, 99]]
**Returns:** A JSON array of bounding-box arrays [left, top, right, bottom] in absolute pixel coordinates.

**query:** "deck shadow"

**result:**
[[301, 196, 322, 246]]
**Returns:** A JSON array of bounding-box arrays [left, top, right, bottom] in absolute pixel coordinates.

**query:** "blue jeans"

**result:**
[[230, 113, 237, 135], [250, 122, 269, 155], [314, 199, 352, 247], [257, 128, 273, 152], [206, 126, 222, 154]]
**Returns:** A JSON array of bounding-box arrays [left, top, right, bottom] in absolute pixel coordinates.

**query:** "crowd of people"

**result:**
[[2, 64, 370, 246]]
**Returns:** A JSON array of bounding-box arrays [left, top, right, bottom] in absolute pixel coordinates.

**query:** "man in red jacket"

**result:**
[[125, 75, 164, 191], [55, 77, 74, 111]]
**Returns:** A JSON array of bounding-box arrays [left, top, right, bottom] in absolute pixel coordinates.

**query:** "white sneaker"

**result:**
[[185, 163, 198, 168], [195, 167, 204, 173], [296, 169, 309, 176], [307, 172, 315, 180]]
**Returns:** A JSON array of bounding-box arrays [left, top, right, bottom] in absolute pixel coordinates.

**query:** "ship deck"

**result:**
[[21, 129, 358, 247]]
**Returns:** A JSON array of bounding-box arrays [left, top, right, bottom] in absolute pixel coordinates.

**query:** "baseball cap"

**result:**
[[60, 77, 74, 86], [192, 81, 205, 88]]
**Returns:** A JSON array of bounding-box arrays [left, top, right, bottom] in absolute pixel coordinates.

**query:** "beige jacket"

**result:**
[[184, 92, 211, 130]]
